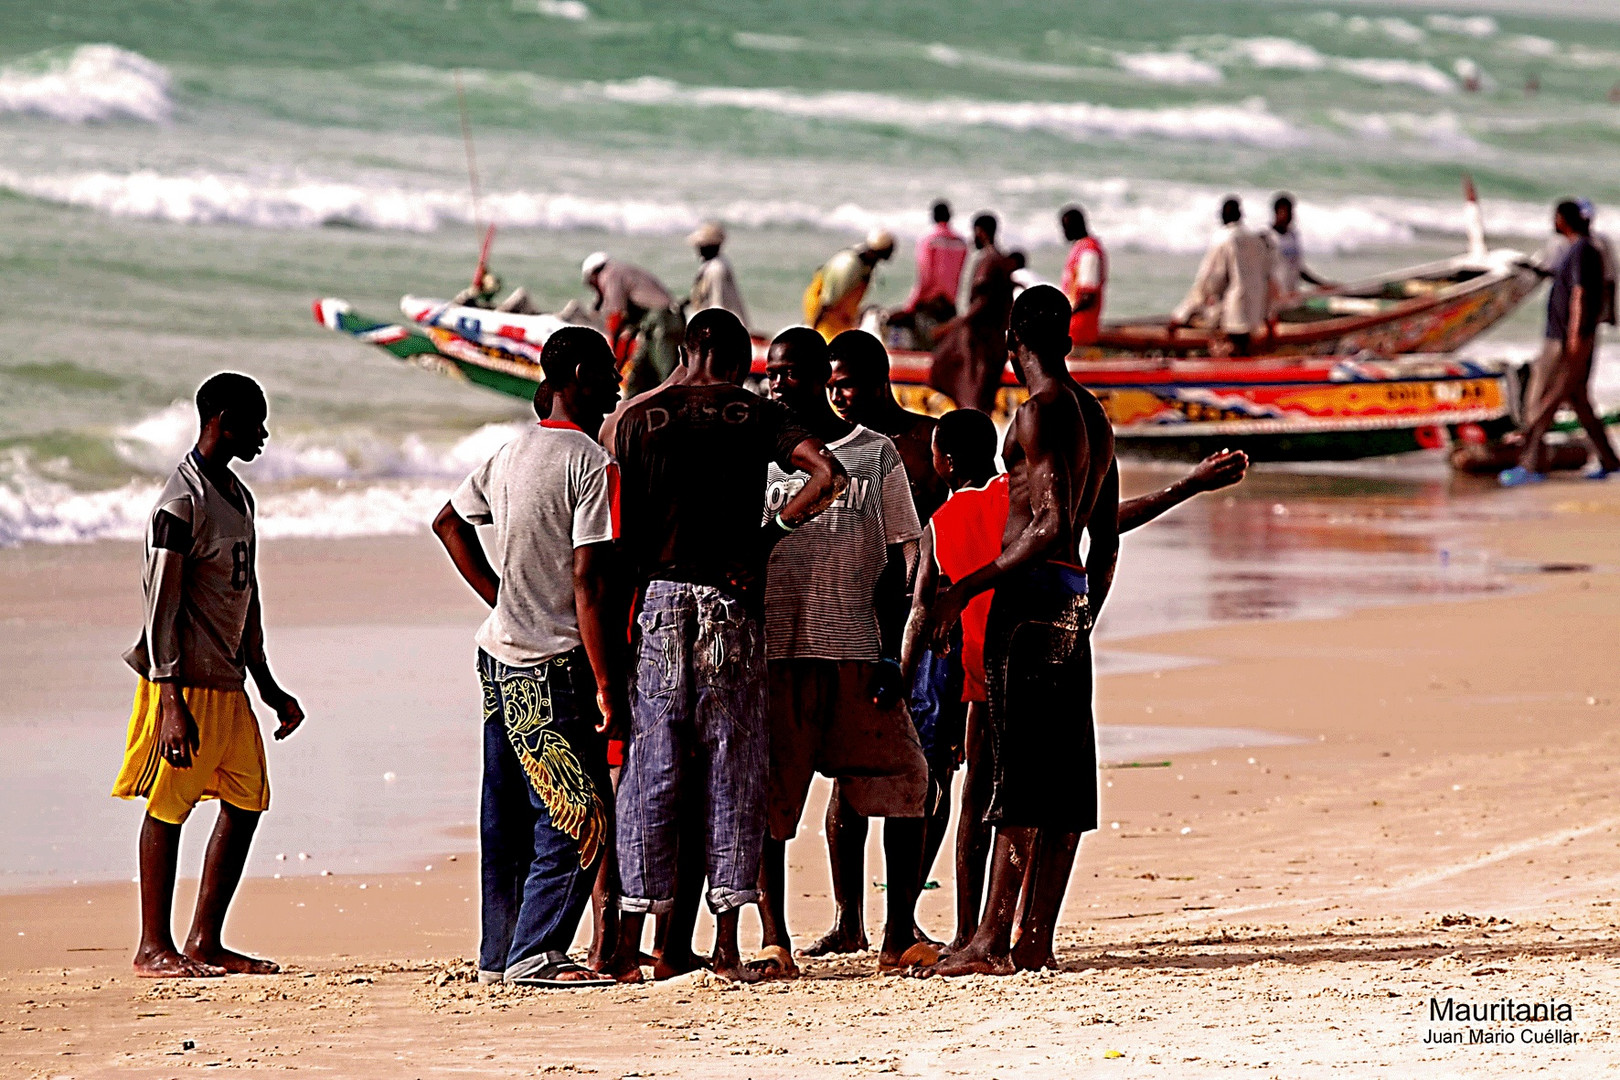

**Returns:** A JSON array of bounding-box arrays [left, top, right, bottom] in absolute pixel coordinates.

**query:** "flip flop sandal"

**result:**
[[506, 951, 615, 988], [878, 941, 940, 975], [744, 945, 799, 979]]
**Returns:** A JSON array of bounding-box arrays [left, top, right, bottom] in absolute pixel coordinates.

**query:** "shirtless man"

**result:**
[[904, 411, 1246, 950], [926, 284, 1119, 976]]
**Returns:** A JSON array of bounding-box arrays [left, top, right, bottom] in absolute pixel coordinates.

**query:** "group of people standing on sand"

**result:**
[[112, 278, 1249, 985]]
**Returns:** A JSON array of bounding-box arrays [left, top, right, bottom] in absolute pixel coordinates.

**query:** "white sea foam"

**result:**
[[0, 44, 172, 123], [1225, 37, 1327, 71], [1221, 37, 1455, 92], [595, 76, 1299, 146], [516, 0, 590, 20], [1335, 57, 1456, 94], [1426, 15, 1498, 39], [1115, 51, 1224, 86], [1331, 109, 1479, 151], [0, 407, 530, 547], [0, 161, 1557, 257], [1508, 34, 1560, 58], [1372, 18, 1427, 46]]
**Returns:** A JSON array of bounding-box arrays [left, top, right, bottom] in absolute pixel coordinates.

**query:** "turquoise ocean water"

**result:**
[[3, 0, 1620, 543]]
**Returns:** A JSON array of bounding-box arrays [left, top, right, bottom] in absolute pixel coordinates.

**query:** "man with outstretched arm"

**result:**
[[433, 327, 627, 987], [902, 409, 1247, 950], [607, 309, 847, 983], [113, 372, 304, 978], [924, 284, 1119, 976]]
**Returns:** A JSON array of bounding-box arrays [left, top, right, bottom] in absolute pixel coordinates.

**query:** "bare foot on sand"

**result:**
[[709, 960, 763, 984], [134, 948, 226, 979], [184, 947, 280, 975], [926, 942, 1015, 978], [599, 957, 645, 983], [1010, 940, 1056, 972], [800, 926, 868, 957], [652, 948, 707, 980]]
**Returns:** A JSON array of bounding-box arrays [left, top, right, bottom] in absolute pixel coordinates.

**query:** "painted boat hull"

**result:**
[[319, 298, 1519, 462]]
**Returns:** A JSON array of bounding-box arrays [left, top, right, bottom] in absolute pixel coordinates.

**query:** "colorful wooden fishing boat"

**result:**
[[1076, 247, 1542, 360], [318, 297, 1521, 462]]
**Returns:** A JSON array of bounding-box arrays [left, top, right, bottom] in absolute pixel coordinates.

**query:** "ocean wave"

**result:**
[[0, 160, 1558, 256], [112, 402, 526, 484], [1115, 51, 1224, 86], [0, 407, 529, 547], [0, 44, 172, 123], [1426, 15, 1498, 39], [595, 76, 1299, 146], [0, 471, 464, 546], [1220, 37, 1455, 92], [1329, 109, 1479, 152], [513, 0, 590, 20]]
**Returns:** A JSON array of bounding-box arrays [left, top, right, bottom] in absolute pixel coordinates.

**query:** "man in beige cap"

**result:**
[[804, 229, 895, 342], [687, 222, 750, 329]]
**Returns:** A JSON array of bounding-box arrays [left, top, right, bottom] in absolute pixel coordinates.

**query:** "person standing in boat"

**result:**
[[892, 200, 969, 350], [1170, 196, 1279, 357], [686, 222, 751, 330], [804, 230, 896, 342], [929, 213, 1017, 412], [583, 253, 684, 398], [1059, 205, 1107, 349], [1502, 201, 1620, 486], [1270, 193, 1333, 299]]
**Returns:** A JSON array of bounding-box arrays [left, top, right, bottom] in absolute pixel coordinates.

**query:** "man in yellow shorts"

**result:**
[[804, 230, 895, 341], [112, 372, 304, 978]]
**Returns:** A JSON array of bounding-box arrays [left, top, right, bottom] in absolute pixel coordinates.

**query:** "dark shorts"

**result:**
[[982, 562, 1097, 832], [766, 659, 929, 842]]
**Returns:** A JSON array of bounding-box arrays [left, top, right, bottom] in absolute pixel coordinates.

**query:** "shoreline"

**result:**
[[4, 478, 1619, 1074]]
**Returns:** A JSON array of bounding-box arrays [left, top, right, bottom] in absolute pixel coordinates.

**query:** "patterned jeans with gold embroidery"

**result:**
[[477, 647, 609, 981]]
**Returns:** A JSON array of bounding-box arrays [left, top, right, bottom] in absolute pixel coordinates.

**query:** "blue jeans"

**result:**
[[909, 642, 966, 772], [616, 581, 767, 914], [477, 648, 609, 981]]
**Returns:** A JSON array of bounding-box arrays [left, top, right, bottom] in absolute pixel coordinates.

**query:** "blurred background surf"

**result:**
[[3, 0, 1620, 545]]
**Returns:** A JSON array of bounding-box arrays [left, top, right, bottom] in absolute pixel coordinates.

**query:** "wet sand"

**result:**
[[4, 470, 1620, 1075]]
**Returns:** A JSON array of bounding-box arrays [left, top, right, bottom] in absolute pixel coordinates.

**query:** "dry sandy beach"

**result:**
[[4, 476, 1620, 1078]]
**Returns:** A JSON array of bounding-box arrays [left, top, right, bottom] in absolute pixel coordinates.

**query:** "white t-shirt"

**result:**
[[452, 421, 619, 667], [762, 426, 922, 661]]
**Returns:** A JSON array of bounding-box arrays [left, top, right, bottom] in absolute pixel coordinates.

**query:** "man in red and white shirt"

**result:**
[[895, 200, 969, 348], [1060, 205, 1107, 349]]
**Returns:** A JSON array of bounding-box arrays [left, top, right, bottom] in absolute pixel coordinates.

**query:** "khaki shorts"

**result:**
[[766, 659, 928, 841]]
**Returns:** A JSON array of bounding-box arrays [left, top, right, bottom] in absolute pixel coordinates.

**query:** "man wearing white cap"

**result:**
[[583, 253, 683, 398], [687, 223, 750, 329], [804, 230, 896, 343]]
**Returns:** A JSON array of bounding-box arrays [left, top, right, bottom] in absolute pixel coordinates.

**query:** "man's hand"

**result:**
[[596, 687, 629, 741], [1187, 449, 1249, 494], [928, 584, 970, 653], [157, 683, 199, 769], [269, 693, 305, 741]]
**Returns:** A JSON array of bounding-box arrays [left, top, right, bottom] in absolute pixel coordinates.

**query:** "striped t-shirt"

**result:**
[[763, 426, 922, 661]]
